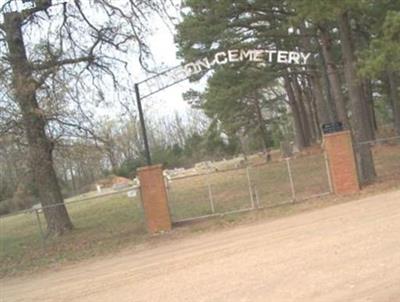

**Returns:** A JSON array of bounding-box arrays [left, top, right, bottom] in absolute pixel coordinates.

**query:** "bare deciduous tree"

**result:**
[[0, 0, 172, 236]]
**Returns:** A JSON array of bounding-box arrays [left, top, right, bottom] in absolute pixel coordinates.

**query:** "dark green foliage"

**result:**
[[116, 158, 146, 178], [113, 130, 240, 178], [360, 10, 400, 75]]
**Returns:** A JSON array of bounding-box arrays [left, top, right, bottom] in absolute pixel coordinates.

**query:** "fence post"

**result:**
[[323, 130, 360, 194], [286, 158, 296, 202], [34, 209, 46, 247], [246, 166, 255, 209], [206, 176, 215, 214], [254, 185, 261, 209], [324, 153, 334, 193], [137, 164, 172, 234]]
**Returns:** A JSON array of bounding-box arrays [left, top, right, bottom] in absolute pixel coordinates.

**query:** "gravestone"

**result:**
[[280, 141, 293, 158]]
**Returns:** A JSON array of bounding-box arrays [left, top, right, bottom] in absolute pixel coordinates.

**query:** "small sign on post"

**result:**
[[321, 122, 344, 135]]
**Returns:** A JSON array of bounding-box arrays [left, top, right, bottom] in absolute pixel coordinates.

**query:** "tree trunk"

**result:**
[[318, 24, 350, 129], [299, 23, 334, 126], [252, 96, 270, 159], [4, 12, 73, 235], [308, 70, 332, 127], [284, 75, 307, 150], [363, 79, 378, 132], [69, 162, 77, 194], [106, 146, 118, 173], [292, 77, 313, 145], [319, 46, 338, 121], [387, 71, 400, 135], [301, 76, 321, 141], [337, 11, 376, 184]]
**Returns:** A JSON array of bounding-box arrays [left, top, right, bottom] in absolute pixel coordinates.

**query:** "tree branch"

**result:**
[[32, 56, 94, 71]]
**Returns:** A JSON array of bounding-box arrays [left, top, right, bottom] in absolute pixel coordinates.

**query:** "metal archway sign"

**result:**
[[135, 48, 312, 165], [184, 49, 311, 76]]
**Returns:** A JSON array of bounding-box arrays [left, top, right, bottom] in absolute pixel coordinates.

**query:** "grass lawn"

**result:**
[[0, 144, 399, 277], [0, 194, 145, 277], [168, 153, 331, 220], [372, 144, 400, 179]]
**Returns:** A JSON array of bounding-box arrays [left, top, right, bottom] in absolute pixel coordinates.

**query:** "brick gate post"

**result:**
[[323, 130, 360, 195], [137, 164, 172, 234]]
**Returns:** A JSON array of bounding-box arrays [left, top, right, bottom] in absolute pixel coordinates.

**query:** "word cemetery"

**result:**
[[183, 49, 312, 76]]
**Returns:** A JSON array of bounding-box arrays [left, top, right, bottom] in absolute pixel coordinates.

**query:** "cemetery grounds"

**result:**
[[0, 143, 399, 277]]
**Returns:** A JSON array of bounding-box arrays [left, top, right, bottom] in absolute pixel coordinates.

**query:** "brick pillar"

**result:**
[[323, 130, 360, 194], [137, 164, 171, 234]]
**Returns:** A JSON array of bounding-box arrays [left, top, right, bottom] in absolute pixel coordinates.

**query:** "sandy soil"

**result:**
[[2, 190, 400, 302]]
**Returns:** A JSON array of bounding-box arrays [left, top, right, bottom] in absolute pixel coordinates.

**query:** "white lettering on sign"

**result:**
[[240, 49, 253, 61], [228, 49, 240, 62], [288, 52, 300, 64], [214, 51, 228, 64], [183, 48, 312, 76], [277, 51, 289, 63], [300, 52, 311, 64], [266, 50, 277, 62], [252, 50, 265, 62], [184, 62, 199, 75]]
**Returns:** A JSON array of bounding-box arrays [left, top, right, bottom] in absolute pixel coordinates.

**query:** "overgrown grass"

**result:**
[[0, 145, 399, 277], [372, 144, 400, 179], [168, 153, 331, 220], [0, 194, 145, 277]]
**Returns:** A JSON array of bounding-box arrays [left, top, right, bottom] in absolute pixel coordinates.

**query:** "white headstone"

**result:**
[[127, 190, 137, 198]]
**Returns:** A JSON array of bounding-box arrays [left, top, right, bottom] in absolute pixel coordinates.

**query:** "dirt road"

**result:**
[[2, 190, 400, 302]]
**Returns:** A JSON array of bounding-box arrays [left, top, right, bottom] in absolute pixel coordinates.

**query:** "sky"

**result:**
[[0, 0, 202, 121], [136, 15, 195, 118], [114, 0, 208, 121]]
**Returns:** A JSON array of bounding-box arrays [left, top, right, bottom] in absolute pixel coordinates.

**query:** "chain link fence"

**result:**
[[2, 139, 398, 276], [167, 153, 332, 223], [357, 136, 400, 180], [0, 188, 144, 276]]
